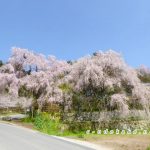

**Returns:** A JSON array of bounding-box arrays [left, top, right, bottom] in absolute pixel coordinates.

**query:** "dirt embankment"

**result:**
[[85, 135, 150, 150]]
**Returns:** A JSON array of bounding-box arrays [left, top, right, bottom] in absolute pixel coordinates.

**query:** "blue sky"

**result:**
[[0, 0, 150, 67]]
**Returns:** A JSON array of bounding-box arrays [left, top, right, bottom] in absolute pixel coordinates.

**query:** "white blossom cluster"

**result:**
[[0, 48, 150, 113]]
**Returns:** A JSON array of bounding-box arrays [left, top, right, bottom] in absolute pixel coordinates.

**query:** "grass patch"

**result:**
[[22, 112, 87, 137], [21, 112, 150, 141], [146, 146, 150, 150], [34, 112, 61, 135], [23, 112, 70, 136]]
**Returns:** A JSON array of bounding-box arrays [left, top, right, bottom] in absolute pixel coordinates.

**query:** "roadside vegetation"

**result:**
[[1, 48, 150, 150], [10, 112, 150, 150], [146, 146, 150, 150]]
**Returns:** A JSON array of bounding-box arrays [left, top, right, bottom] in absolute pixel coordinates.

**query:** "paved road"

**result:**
[[0, 122, 94, 150], [0, 114, 27, 121]]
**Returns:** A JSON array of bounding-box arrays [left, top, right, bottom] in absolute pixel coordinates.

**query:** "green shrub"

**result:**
[[146, 146, 150, 150], [77, 134, 84, 138], [22, 116, 34, 123], [34, 112, 62, 135]]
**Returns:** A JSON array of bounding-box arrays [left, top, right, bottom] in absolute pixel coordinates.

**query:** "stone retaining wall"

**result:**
[[63, 110, 150, 130]]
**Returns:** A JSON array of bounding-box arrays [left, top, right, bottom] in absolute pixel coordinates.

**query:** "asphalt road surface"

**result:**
[[0, 122, 94, 150]]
